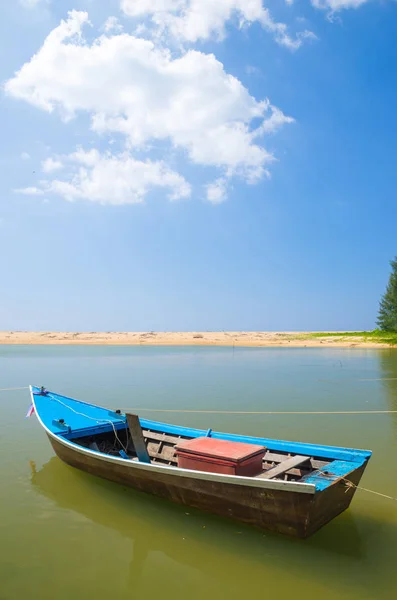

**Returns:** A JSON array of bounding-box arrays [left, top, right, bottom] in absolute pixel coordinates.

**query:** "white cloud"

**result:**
[[14, 186, 44, 195], [121, 0, 315, 49], [121, 0, 179, 16], [41, 157, 63, 173], [5, 10, 292, 195], [206, 178, 228, 204], [254, 105, 295, 136], [20, 152, 30, 160], [34, 149, 191, 205], [103, 16, 123, 33], [311, 0, 370, 9]]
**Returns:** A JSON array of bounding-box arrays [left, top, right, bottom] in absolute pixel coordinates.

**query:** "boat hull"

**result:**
[[47, 432, 366, 538]]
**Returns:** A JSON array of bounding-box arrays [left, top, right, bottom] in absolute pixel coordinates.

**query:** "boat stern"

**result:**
[[303, 456, 370, 537]]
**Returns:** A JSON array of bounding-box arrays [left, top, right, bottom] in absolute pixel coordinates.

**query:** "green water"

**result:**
[[1, 345, 397, 600]]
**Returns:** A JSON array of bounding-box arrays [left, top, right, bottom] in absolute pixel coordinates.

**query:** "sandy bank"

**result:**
[[0, 331, 394, 348]]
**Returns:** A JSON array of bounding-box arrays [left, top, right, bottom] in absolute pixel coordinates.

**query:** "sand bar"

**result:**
[[0, 331, 394, 347]]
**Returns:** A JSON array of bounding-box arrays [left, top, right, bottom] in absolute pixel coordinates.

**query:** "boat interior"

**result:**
[[73, 424, 332, 483]]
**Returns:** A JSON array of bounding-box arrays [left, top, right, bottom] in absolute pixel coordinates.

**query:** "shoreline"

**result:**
[[0, 331, 395, 348]]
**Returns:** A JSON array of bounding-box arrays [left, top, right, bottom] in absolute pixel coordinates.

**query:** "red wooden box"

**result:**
[[175, 437, 266, 476]]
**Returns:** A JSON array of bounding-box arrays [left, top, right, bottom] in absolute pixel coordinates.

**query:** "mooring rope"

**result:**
[[0, 388, 395, 416], [317, 473, 397, 503], [0, 386, 29, 392], [119, 407, 397, 415], [346, 482, 397, 502], [356, 378, 397, 381]]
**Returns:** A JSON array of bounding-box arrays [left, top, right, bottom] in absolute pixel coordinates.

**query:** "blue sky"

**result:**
[[0, 0, 396, 332]]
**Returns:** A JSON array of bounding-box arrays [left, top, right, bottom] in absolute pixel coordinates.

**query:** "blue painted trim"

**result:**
[[302, 459, 367, 491], [31, 386, 127, 440], [139, 418, 372, 463]]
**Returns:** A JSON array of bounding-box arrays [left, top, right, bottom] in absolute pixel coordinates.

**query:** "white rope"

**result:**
[[48, 394, 129, 453], [1, 385, 396, 416], [356, 378, 397, 381], [351, 484, 397, 502], [119, 408, 397, 415], [2, 381, 397, 390], [318, 473, 397, 503]]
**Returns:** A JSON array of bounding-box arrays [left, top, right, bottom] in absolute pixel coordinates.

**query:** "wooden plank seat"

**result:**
[[257, 455, 310, 479], [263, 451, 328, 470]]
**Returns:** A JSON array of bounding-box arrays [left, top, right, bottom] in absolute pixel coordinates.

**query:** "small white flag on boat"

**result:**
[[26, 403, 35, 418]]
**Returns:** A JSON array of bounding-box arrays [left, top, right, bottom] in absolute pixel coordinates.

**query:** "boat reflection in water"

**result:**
[[30, 454, 382, 600]]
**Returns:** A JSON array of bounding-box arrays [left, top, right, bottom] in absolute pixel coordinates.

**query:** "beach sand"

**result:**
[[0, 331, 393, 347]]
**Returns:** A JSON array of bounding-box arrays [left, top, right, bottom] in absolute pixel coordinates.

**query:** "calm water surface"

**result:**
[[1, 345, 397, 599]]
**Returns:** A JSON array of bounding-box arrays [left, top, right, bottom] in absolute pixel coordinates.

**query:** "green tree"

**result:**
[[377, 256, 397, 332]]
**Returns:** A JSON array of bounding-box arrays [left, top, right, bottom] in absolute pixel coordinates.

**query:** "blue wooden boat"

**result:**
[[29, 385, 372, 538]]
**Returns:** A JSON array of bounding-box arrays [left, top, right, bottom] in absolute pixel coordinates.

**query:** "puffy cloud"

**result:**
[[121, 0, 315, 49], [206, 178, 228, 204], [41, 157, 63, 173], [254, 105, 295, 136], [27, 149, 191, 205], [5, 11, 291, 194], [103, 16, 123, 33], [121, 0, 180, 16]]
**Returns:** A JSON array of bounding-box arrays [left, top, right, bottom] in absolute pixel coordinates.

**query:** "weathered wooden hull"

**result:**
[[47, 432, 364, 538]]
